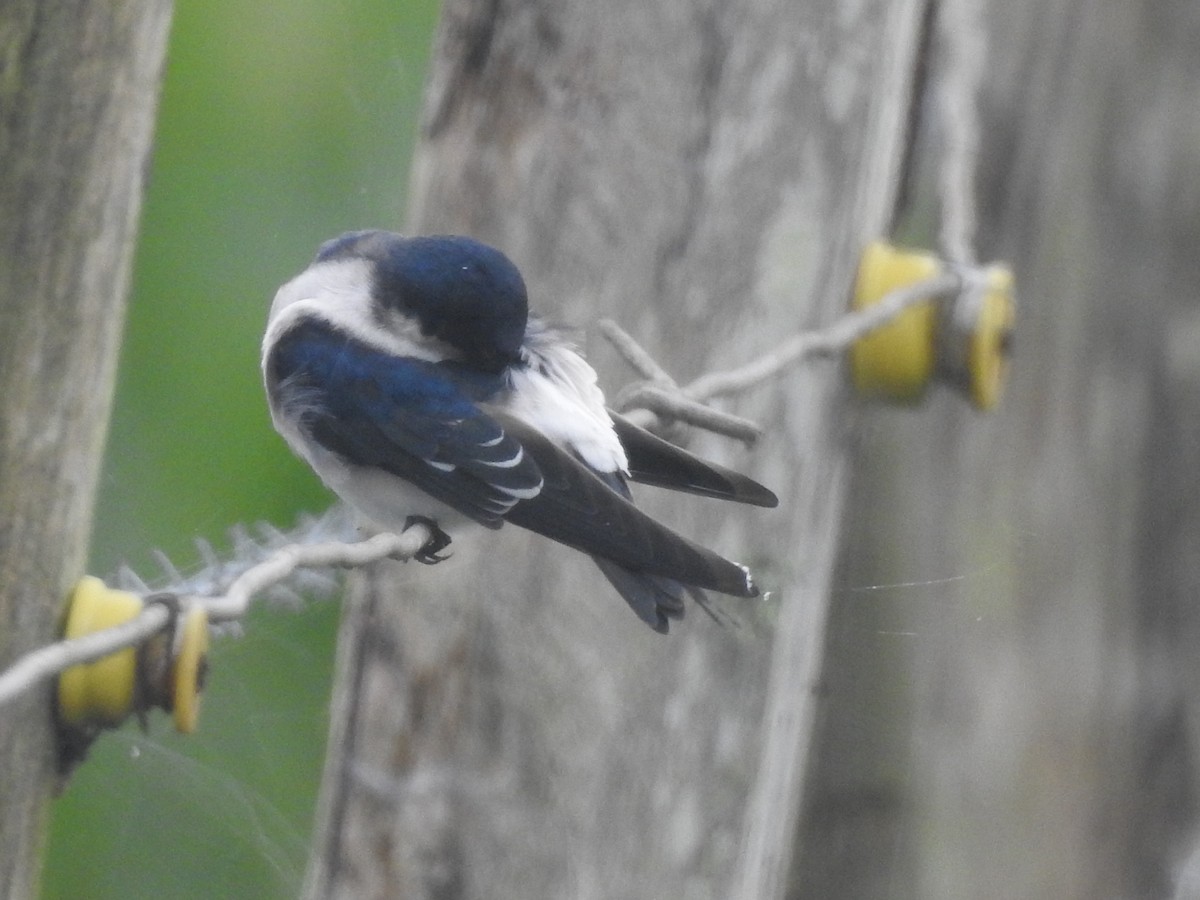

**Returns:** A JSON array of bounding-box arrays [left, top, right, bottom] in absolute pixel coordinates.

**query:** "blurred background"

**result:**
[[36, 1, 1200, 897], [42, 2, 439, 896]]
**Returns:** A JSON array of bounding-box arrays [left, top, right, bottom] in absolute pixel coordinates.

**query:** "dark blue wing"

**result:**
[[608, 411, 779, 507], [267, 317, 543, 525], [493, 413, 758, 600]]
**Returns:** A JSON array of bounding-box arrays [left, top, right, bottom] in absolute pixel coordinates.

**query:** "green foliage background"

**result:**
[[42, 2, 439, 896]]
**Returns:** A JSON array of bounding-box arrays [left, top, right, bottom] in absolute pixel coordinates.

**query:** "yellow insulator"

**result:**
[[850, 241, 942, 403], [57, 577, 210, 735], [57, 577, 143, 728], [966, 263, 1016, 411], [850, 241, 1015, 410], [170, 605, 209, 734]]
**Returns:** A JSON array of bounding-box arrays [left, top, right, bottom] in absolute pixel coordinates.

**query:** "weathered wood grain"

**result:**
[[304, 1, 929, 897], [0, 2, 171, 894], [800, 1, 1200, 897]]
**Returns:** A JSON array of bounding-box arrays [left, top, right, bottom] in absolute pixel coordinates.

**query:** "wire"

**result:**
[[935, 0, 986, 266], [0, 274, 968, 709], [0, 523, 431, 709], [602, 272, 961, 438]]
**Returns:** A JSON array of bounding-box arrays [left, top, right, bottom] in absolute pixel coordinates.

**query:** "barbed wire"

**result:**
[[0, 0, 1000, 718], [0, 517, 431, 709], [0, 271, 962, 714]]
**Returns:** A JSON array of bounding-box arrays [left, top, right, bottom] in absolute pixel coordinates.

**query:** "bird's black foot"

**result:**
[[403, 516, 453, 564]]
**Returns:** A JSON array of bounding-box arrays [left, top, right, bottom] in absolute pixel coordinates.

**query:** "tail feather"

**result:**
[[608, 411, 779, 508], [591, 556, 688, 634], [500, 429, 760, 598], [593, 556, 746, 633], [492, 412, 766, 630]]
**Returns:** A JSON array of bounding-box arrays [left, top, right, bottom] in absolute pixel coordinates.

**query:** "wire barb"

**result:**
[[0, 512, 433, 710], [0, 267, 964, 713]]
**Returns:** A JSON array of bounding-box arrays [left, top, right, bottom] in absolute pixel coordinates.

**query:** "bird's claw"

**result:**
[[403, 516, 453, 564]]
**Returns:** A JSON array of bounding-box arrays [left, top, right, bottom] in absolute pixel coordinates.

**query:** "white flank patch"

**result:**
[[505, 328, 628, 475]]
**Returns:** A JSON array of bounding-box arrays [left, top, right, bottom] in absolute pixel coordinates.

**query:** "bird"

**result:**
[[261, 230, 778, 632]]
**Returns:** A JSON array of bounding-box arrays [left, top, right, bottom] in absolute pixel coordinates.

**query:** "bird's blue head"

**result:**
[[316, 231, 529, 374]]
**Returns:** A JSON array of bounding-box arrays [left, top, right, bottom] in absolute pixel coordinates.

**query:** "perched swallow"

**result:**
[[262, 231, 777, 632]]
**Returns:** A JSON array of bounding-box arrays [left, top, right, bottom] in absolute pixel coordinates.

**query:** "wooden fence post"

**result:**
[[797, 1, 1200, 897], [303, 1, 930, 897], [0, 3, 171, 894]]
